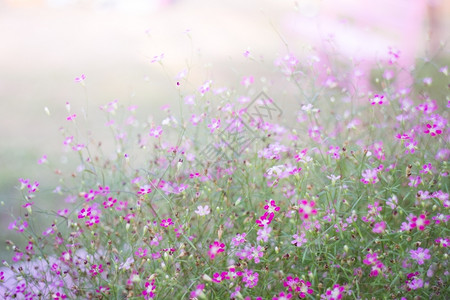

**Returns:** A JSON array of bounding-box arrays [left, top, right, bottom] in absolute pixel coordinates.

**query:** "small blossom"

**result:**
[[208, 118, 221, 133], [190, 284, 205, 299], [242, 269, 259, 288], [160, 218, 174, 227], [75, 74, 86, 82], [195, 205, 210, 216], [291, 232, 307, 247], [149, 126, 163, 138], [370, 94, 385, 105], [424, 123, 442, 136], [298, 200, 317, 219], [411, 214, 430, 231], [373, 221, 386, 234], [410, 247, 431, 265], [232, 233, 247, 247], [273, 291, 292, 300], [208, 240, 225, 259], [89, 264, 104, 277], [320, 284, 345, 300], [135, 247, 148, 258], [327, 146, 340, 159]]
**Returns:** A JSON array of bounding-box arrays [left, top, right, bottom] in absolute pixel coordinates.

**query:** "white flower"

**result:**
[[195, 205, 210, 216]]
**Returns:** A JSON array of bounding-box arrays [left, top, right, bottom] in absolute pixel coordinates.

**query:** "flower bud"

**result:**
[[202, 274, 212, 282]]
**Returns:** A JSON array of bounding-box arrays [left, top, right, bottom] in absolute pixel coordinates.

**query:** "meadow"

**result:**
[[1, 42, 449, 299]]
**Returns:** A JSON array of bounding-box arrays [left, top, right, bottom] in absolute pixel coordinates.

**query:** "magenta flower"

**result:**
[[298, 281, 314, 298], [135, 247, 148, 258], [408, 175, 422, 187], [404, 139, 418, 154], [298, 200, 317, 220], [321, 284, 345, 300], [372, 221, 386, 234], [411, 214, 430, 231], [89, 264, 104, 277], [327, 146, 340, 159], [190, 284, 205, 299], [424, 123, 442, 136], [78, 207, 92, 219], [360, 165, 383, 184], [103, 197, 117, 209], [273, 291, 292, 300], [207, 118, 221, 133], [255, 214, 271, 227], [263, 199, 280, 219], [363, 252, 379, 265], [137, 185, 152, 195], [370, 94, 385, 105], [149, 126, 163, 138], [74, 74, 86, 82], [410, 247, 431, 265], [8, 218, 29, 232], [291, 232, 307, 247], [208, 240, 225, 259], [160, 218, 174, 227], [142, 280, 156, 299], [232, 233, 247, 247], [242, 269, 259, 288], [420, 163, 433, 174]]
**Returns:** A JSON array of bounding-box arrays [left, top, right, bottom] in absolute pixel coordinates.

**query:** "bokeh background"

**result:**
[[0, 0, 449, 260]]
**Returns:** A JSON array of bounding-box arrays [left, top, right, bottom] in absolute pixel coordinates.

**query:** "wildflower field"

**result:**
[[1, 21, 449, 300]]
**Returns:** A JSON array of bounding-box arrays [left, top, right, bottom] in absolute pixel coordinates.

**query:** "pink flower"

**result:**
[[190, 284, 205, 299], [12, 252, 23, 262], [257, 226, 271, 243], [232, 233, 247, 247], [291, 232, 307, 247], [150, 53, 164, 63], [263, 199, 280, 219], [208, 240, 225, 259], [321, 284, 345, 299], [190, 114, 203, 126], [74, 74, 86, 82], [373, 221, 386, 234], [89, 264, 104, 277], [408, 175, 422, 187], [411, 214, 430, 231], [327, 146, 340, 159], [273, 291, 292, 300], [194, 205, 210, 216], [137, 185, 152, 195], [410, 247, 431, 265], [424, 123, 442, 136], [404, 139, 418, 154], [255, 214, 271, 227], [370, 94, 385, 105], [363, 252, 379, 265], [242, 269, 259, 288], [149, 126, 163, 138], [78, 207, 92, 219], [103, 197, 117, 208], [208, 118, 221, 133], [298, 200, 317, 219], [142, 280, 156, 299], [420, 163, 433, 174], [241, 76, 254, 87], [135, 247, 148, 258], [160, 218, 174, 227]]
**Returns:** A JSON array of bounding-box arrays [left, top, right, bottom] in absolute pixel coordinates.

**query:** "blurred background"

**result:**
[[0, 0, 449, 260]]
